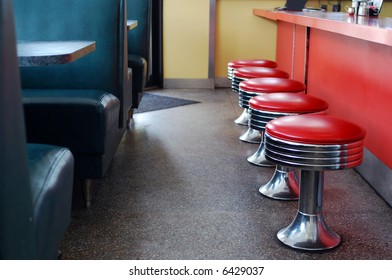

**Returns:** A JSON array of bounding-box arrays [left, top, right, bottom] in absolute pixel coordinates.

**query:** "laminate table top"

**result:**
[[17, 40, 96, 66]]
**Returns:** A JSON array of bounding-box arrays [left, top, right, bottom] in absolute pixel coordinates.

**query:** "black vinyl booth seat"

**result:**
[[238, 77, 306, 143], [227, 59, 278, 81], [246, 93, 329, 201], [264, 114, 366, 251]]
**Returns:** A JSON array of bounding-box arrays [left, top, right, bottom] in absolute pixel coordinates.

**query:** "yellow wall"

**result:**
[[215, 0, 285, 78], [163, 0, 210, 79], [163, 0, 392, 83], [340, 1, 392, 16]]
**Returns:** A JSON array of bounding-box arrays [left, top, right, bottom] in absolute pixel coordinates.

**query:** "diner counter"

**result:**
[[254, 9, 392, 206], [253, 9, 392, 46]]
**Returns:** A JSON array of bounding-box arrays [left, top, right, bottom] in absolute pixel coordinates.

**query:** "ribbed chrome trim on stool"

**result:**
[[249, 109, 296, 131], [228, 67, 234, 80], [232, 75, 248, 125], [249, 110, 300, 196], [232, 76, 245, 93], [238, 89, 259, 108], [264, 133, 365, 170], [247, 109, 297, 166], [236, 85, 267, 126]]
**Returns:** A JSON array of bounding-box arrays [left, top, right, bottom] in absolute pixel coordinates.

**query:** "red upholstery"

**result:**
[[234, 67, 289, 79], [239, 77, 306, 93], [228, 59, 278, 69], [266, 115, 366, 145], [249, 92, 328, 113]]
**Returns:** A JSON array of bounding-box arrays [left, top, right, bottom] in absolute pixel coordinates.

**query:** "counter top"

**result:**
[[254, 9, 392, 46]]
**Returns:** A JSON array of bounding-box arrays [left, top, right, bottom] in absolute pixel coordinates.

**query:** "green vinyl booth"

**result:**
[[13, 0, 132, 207], [127, 0, 151, 119], [0, 0, 74, 259]]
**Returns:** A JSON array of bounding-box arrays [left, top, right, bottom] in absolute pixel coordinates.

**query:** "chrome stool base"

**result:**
[[234, 108, 249, 126], [264, 115, 366, 252], [259, 166, 299, 200], [277, 211, 341, 251], [239, 127, 261, 143], [247, 141, 274, 167], [276, 170, 341, 251]]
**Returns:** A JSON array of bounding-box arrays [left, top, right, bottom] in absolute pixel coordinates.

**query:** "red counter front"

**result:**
[[254, 9, 392, 204]]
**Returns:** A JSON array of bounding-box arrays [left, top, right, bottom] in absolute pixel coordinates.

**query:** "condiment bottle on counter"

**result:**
[[352, 0, 359, 15], [358, 1, 369, 16]]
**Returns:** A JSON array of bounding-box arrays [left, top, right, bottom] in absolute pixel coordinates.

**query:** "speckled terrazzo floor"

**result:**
[[59, 88, 392, 260]]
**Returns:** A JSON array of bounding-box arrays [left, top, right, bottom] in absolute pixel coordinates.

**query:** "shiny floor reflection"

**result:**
[[59, 88, 392, 260]]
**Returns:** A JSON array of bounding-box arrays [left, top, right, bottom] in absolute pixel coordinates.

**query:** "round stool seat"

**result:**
[[232, 67, 289, 93], [228, 59, 278, 80], [239, 78, 306, 109], [228, 59, 278, 68], [249, 92, 329, 114], [249, 93, 328, 133], [266, 114, 366, 146], [235, 67, 289, 80], [240, 77, 306, 94], [265, 115, 366, 170], [264, 114, 366, 251]]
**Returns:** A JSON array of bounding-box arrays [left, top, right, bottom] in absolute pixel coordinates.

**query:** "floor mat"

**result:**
[[134, 93, 200, 113]]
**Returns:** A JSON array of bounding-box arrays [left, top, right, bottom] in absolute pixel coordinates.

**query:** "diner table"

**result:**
[[17, 40, 96, 66]]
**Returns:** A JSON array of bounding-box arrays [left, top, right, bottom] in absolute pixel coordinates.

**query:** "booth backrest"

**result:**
[[13, 0, 130, 128], [127, 0, 151, 64], [0, 0, 37, 259]]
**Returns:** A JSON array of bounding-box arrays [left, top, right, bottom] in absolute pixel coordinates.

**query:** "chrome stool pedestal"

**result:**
[[234, 108, 250, 126], [276, 170, 340, 250], [259, 166, 299, 200], [239, 127, 262, 143], [246, 134, 272, 166], [265, 114, 366, 251]]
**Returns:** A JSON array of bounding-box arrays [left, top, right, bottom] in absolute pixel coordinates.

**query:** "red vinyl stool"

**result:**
[[248, 93, 329, 201], [232, 67, 289, 94], [227, 61, 280, 125], [264, 115, 366, 250], [227, 59, 277, 81], [238, 77, 306, 143], [232, 67, 289, 126]]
